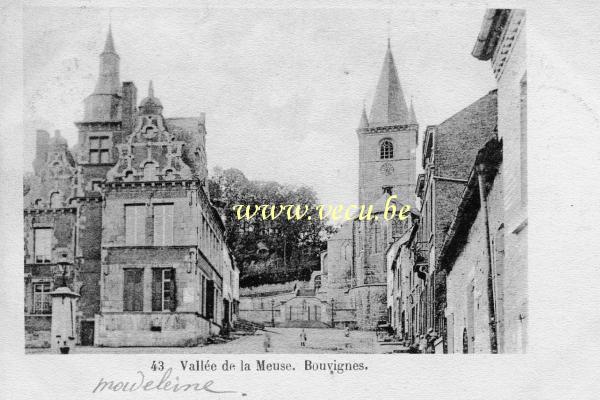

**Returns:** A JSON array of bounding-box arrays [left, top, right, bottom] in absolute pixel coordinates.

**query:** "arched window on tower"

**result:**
[[380, 140, 393, 159]]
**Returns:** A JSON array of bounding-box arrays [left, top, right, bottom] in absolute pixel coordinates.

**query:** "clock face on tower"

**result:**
[[381, 162, 394, 176]]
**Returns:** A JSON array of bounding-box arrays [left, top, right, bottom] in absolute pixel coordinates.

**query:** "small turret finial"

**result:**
[[386, 18, 391, 47], [148, 80, 154, 98]]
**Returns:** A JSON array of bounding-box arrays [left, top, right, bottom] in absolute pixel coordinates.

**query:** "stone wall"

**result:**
[[445, 172, 504, 353], [25, 316, 51, 348], [496, 12, 527, 353], [95, 312, 212, 347], [349, 285, 387, 330]]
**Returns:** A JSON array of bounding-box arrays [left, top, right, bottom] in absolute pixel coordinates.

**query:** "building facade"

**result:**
[[386, 8, 527, 353], [24, 26, 237, 348], [470, 8, 527, 353], [440, 139, 504, 353], [388, 89, 498, 351]]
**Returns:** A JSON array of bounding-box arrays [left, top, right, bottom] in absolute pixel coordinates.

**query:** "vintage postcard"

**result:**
[[1, 0, 598, 399]]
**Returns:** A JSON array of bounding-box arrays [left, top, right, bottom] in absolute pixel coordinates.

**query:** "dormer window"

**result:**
[[89, 136, 110, 164], [143, 162, 157, 181], [91, 180, 102, 193], [49, 192, 63, 208]]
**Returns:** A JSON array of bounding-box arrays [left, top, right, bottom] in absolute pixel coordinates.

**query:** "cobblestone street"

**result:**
[[25, 328, 398, 354]]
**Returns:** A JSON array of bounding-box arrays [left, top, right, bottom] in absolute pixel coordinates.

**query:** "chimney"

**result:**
[[121, 81, 138, 137], [34, 129, 50, 174]]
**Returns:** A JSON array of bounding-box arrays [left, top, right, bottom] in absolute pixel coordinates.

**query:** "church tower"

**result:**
[[357, 41, 417, 205]]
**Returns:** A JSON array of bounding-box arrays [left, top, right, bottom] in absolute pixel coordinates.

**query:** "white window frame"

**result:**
[[32, 281, 52, 314]]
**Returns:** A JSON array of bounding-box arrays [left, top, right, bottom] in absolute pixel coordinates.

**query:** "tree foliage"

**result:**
[[209, 167, 335, 287]]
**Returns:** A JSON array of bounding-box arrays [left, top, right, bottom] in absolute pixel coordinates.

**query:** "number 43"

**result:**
[[151, 361, 164, 371]]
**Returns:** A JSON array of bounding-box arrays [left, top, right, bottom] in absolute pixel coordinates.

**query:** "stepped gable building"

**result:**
[[24, 26, 236, 348]]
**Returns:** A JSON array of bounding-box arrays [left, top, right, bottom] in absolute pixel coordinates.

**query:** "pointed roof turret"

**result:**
[[358, 103, 369, 129], [369, 43, 410, 127], [83, 24, 121, 121], [102, 24, 117, 55], [408, 98, 418, 125], [139, 80, 163, 114]]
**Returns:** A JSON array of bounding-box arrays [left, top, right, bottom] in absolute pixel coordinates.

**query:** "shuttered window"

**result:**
[[123, 269, 143, 311], [152, 268, 176, 311], [153, 204, 174, 246], [125, 205, 146, 245], [34, 228, 52, 263]]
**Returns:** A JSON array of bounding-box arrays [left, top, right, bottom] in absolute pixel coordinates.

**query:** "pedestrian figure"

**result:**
[[263, 332, 271, 352], [418, 334, 427, 354], [426, 328, 438, 354], [299, 329, 307, 347], [344, 326, 351, 348]]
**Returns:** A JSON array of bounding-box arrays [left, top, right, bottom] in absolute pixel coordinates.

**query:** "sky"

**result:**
[[23, 6, 497, 207]]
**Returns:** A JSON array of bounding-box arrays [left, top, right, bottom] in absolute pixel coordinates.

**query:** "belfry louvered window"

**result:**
[[380, 140, 393, 159]]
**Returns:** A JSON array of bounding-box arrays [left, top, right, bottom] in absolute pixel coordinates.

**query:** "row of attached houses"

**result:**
[[24, 27, 239, 348], [387, 9, 527, 353]]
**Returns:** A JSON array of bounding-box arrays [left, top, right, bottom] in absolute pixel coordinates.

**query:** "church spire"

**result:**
[[368, 43, 410, 127], [358, 103, 369, 129], [103, 24, 117, 54], [408, 97, 418, 125]]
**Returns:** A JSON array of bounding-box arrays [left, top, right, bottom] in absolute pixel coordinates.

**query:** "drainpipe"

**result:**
[[476, 163, 498, 353]]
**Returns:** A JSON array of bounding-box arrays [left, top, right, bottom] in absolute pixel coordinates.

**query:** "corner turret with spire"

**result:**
[[83, 25, 122, 122]]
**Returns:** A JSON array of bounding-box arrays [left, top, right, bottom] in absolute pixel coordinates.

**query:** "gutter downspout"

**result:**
[[476, 163, 498, 354]]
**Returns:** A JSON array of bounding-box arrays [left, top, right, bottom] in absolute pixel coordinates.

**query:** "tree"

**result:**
[[209, 167, 336, 287]]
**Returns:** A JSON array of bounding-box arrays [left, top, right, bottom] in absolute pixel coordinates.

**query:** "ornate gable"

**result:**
[[25, 132, 77, 208], [106, 82, 192, 182]]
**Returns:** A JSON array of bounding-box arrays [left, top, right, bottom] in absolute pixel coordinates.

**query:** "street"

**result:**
[[26, 327, 405, 354]]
